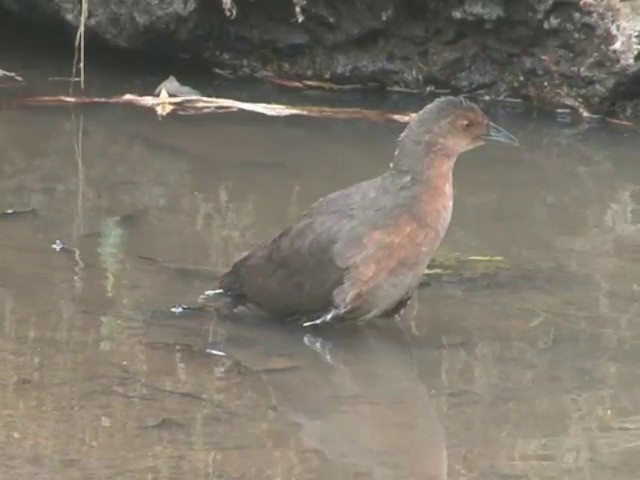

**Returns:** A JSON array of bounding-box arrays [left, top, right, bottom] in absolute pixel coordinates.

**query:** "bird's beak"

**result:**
[[481, 122, 519, 146]]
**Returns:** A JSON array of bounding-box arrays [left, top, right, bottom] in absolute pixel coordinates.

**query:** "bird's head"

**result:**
[[393, 96, 518, 174]]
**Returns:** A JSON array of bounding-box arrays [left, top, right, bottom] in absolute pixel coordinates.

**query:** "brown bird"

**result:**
[[213, 96, 518, 326]]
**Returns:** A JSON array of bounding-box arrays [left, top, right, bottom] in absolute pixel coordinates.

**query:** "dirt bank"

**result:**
[[2, 0, 639, 115]]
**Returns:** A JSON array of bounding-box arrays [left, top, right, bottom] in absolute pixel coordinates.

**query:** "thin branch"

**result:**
[[72, 113, 86, 295], [0, 68, 23, 82], [71, 0, 89, 92], [12, 93, 414, 123], [4, 91, 636, 130]]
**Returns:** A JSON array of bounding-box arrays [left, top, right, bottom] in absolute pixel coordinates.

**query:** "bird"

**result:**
[[208, 96, 519, 327]]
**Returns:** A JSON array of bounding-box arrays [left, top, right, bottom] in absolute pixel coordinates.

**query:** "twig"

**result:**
[[0, 68, 23, 82], [72, 113, 86, 294], [261, 75, 380, 91], [7, 91, 639, 130], [49, 77, 82, 82], [605, 116, 635, 127], [12, 94, 414, 123]]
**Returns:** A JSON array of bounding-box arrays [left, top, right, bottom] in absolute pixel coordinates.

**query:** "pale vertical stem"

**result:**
[[73, 114, 86, 294], [71, 0, 88, 93]]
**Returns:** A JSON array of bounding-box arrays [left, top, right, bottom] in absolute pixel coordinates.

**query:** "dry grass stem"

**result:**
[[10, 93, 414, 123], [71, 0, 89, 92], [0, 68, 23, 82]]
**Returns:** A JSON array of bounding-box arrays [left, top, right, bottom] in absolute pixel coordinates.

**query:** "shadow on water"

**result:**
[[3, 31, 640, 480]]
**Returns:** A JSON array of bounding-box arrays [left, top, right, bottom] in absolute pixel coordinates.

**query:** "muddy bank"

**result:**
[[1, 0, 639, 115]]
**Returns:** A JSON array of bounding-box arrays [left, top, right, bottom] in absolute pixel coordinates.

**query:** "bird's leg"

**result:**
[[205, 314, 228, 356], [303, 333, 335, 365], [385, 294, 414, 318], [302, 308, 339, 327], [392, 295, 420, 336]]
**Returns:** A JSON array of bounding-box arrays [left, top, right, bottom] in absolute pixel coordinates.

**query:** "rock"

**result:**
[[452, 0, 506, 22], [1, 0, 639, 116]]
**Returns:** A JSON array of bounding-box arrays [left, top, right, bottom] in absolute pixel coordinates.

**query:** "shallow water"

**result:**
[[2, 30, 640, 480]]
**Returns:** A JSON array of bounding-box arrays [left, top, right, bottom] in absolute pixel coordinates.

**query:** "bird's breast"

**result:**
[[338, 212, 442, 307], [419, 184, 453, 243]]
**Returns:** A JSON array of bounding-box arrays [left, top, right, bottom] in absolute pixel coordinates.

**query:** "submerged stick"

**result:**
[[4, 88, 636, 129]]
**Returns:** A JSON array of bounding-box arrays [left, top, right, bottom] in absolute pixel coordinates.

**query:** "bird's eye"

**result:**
[[462, 120, 472, 129]]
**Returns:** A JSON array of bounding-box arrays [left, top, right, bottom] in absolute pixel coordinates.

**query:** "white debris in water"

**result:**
[[170, 304, 188, 314], [206, 347, 227, 356], [221, 0, 236, 19], [203, 289, 224, 296], [293, 0, 306, 23], [51, 240, 65, 252]]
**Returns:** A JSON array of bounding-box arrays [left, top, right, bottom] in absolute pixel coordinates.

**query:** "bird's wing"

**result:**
[[219, 198, 357, 319]]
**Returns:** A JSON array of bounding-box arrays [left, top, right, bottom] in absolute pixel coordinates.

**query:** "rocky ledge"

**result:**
[[1, 0, 639, 116]]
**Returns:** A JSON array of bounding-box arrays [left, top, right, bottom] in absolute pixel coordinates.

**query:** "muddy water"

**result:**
[[3, 37, 640, 480]]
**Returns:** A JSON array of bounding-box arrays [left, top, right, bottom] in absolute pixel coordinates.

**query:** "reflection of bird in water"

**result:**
[[203, 310, 450, 480], [206, 97, 518, 325]]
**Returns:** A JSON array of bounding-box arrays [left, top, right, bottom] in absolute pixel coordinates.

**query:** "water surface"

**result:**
[[2, 33, 640, 480]]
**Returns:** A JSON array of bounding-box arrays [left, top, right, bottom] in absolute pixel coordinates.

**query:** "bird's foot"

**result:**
[[302, 309, 338, 327], [169, 303, 207, 316], [197, 288, 225, 302], [170, 304, 191, 315]]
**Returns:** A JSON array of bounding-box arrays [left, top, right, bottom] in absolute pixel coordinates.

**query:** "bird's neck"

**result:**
[[390, 137, 457, 187], [418, 154, 455, 225], [391, 133, 457, 176], [422, 155, 455, 195], [390, 138, 456, 230]]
